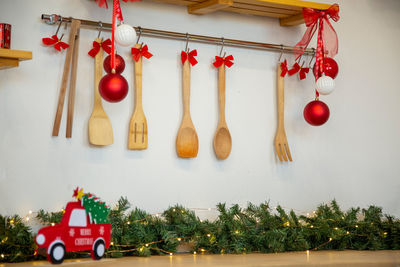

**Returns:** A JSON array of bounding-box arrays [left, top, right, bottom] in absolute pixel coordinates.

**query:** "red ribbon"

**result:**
[[95, 0, 141, 9], [88, 39, 112, 57], [181, 50, 198, 66], [42, 35, 69, 51], [294, 4, 339, 60], [213, 55, 234, 68], [288, 62, 301, 76], [280, 60, 288, 77], [299, 67, 310, 80], [131, 44, 153, 62]]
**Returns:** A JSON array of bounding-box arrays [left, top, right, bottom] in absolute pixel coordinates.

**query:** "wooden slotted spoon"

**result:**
[[128, 44, 148, 150], [213, 64, 232, 160], [176, 59, 199, 158], [274, 63, 292, 162], [88, 38, 114, 146]]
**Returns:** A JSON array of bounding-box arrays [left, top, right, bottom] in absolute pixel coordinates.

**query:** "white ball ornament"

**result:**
[[115, 24, 137, 47], [316, 74, 335, 95]]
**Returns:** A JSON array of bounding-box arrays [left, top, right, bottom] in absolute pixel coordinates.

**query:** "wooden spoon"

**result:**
[[176, 59, 199, 158], [128, 44, 148, 150], [213, 64, 232, 160], [88, 38, 114, 146]]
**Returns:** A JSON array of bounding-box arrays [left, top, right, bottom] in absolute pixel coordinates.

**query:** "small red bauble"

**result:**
[[313, 57, 338, 79], [303, 100, 330, 126], [99, 73, 129, 102], [103, 54, 125, 74]]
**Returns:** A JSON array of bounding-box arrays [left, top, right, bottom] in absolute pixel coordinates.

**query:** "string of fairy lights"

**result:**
[[1, 204, 390, 260]]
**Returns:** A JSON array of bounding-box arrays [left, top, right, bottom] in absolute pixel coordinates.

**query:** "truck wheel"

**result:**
[[48, 243, 65, 264], [92, 239, 105, 260]]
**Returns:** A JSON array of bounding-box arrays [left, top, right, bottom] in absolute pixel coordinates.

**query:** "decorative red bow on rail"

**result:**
[[181, 50, 198, 66], [299, 67, 310, 80], [88, 39, 112, 57], [131, 44, 153, 62], [213, 55, 234, 68], [42, 35, 69, 51], [280, 60, 288, 77], [288, 62, 301, 76], [294, 4, 339, 60]]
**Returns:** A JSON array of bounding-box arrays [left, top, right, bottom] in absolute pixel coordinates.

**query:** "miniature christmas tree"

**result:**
[[73, 187, 110, 224]]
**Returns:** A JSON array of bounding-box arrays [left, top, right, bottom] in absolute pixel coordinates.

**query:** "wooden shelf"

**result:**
[[148, 0, 331, 26], [0, 48, 32, 70]]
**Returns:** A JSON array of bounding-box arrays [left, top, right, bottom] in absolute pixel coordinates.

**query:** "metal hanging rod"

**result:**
[[41, 14, 315, 56]]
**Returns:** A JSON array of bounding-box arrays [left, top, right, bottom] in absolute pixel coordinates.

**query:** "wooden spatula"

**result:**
[[176, 59, 199, 158], [128, 44, 148, 150], [214, 64, 232, 160], [88, 38, 114, 146]]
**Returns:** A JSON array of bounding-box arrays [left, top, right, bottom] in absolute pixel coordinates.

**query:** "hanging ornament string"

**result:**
[[213, 55, 234, 68], [95, 0, 141, 9], [294, 4, 339, 60], [111, 0, 118, 72], [294, 4, 339, 98]]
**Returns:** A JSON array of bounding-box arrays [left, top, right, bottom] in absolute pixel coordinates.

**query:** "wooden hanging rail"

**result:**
[[147, 0, 332, 26], [41, 14, 315, 56]]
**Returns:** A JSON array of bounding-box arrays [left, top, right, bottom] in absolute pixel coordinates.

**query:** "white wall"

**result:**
[[1, 0, 399, 217]]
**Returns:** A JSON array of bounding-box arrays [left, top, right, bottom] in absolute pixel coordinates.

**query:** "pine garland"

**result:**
[[1, 199, 399, 263]]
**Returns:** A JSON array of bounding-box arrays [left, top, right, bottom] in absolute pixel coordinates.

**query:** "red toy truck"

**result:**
[[35, 201, 111, 264]]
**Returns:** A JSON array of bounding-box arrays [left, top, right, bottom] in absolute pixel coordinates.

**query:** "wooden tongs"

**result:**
[[52, 19, 81, 138]]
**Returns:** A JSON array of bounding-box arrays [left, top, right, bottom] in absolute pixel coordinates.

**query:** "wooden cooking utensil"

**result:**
[[128, 44, 148, 150], [88, 38, 114, 146], [52, 19, 80, 137], [66, 27, 80, 138], [274, 63, 292, 162], [176, 59, 199, 158], [213, 64, 232, 160]]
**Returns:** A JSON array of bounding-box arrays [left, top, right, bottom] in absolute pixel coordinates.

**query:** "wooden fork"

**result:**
[[274, 63, 292, 162]]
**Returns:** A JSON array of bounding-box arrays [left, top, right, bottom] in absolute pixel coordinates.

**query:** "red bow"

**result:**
[[42, 35, 69, 51], [213, 55, 234, 68], [181, 50, 198, 66], [299, 67, 310, 80], [288, 62, 301, 76], [280, 60, 288, 77], [88, 39, 112, 57], [131, 44, 153, 62], [294, 4, 339, 60]]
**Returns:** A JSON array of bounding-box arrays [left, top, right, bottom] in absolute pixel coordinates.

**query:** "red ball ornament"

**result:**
[[313, 57, 339, 79], [99, 73, 129, 102], [103, 54, 125, 74], [303, 100, 330, 126]]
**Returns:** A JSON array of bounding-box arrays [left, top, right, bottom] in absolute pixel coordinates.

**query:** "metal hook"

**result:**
[[308, 50, 316, 67], [278, 45, 284, 62], [136, 27, 142, 44], [97, 21, 103, 38], [185, 33, 190, 52], [219, 37, 225, 57], [55, 20, 62, 36]]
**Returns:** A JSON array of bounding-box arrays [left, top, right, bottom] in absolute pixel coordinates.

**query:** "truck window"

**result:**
[[69, 209, 87, 227]]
